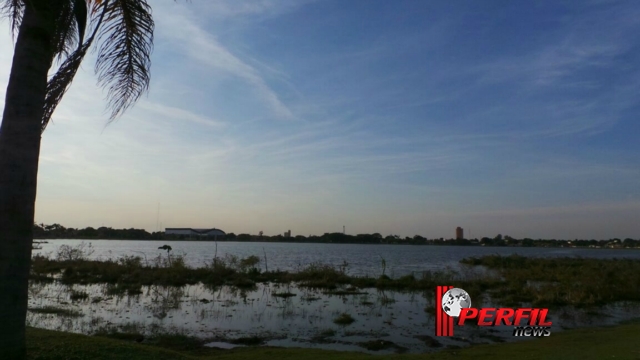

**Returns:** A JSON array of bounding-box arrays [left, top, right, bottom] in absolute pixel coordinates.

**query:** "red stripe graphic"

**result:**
[[435, 285, 454, 336], [442, 286, 447, 336], [436, 286, 442, 336]]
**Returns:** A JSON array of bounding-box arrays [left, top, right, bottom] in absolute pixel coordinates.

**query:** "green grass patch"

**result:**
[[460, 254, 640, 307], [272, 292, 296, 298], [333, 313, 356, 325], [414, 335, 443, 348], [26, 321, 640, 359], [70, 290, 89, 301], [28, 306, 83, 317], [324, 288, 367, 296], [30, 254, 640, 310], [229, 336, 265, 346], [358, 339, 408, 353]]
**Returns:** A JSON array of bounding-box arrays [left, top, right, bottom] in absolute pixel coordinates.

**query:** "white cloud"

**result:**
[[136, 101, 225, 128], [195, 0, 311, 18], [153, 3, 294, 119]]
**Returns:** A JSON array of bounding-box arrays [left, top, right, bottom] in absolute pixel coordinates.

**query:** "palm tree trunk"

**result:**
[[0, 3, 54, 358]]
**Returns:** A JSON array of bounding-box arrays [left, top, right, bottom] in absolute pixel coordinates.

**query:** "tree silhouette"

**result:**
[[0, 1, 183, 357]]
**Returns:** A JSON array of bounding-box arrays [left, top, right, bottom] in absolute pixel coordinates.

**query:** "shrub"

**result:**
[[333, 313, 355, 325], [56, 242, 94, 261]]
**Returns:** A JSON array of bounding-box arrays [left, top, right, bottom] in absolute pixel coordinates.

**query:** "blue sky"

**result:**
[[1, 0, 639, 239]]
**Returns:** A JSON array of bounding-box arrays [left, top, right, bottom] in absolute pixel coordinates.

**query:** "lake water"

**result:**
[[34, 240, 640, 277], [26, 279, 640, 354], [29, 240, 640, 354]]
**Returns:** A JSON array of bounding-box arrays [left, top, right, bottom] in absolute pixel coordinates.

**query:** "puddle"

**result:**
[[204, 342, 245, 349]]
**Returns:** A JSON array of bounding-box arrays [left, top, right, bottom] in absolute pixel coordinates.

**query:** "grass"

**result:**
[[69, 290, 89, 301], [229, 336, 265, 346], [333, 313, 356, 325], [106, 283, 143, 296], [460, 255, 640, 307], [95, 331, 145, 343], [272, 292, 296, 298], [25, 248, 640, 358], [30, 252, 640, 310], [310, 332, 336, 344], [358, 340, 408, 353], [29, 254, 463, 294], [324, 287, 368, 296], [26, 321, 640, 359], [28, 306, 83, 317], [414, 335, 442, 348], [318, 329, 336, 338]]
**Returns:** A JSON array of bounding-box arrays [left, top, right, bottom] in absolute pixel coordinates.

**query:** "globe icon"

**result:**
[[441, 288, 472, 317]]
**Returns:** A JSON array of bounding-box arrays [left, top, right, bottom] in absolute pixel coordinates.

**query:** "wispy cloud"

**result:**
[[136, 101, 225, 128], [153, 4, 294, 119], [1, 1, 639, 238], [457, 3, 640, 139], [188, 0, 313, 18]]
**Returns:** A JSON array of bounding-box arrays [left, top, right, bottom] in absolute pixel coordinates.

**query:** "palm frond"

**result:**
[[42, 44, 90, 131], [73, 0, 87, 44], [0, 0, 24, 39], [88, 0, 105, 15], [49, 0, 89, 60], [95, 0, 154, 120], [42, 0, 110, 131], [43, 0, 184, 129], [51, 1, 78, 60]]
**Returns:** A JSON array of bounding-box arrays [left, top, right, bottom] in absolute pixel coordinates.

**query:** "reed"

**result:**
[[29, 244, 640, 309]]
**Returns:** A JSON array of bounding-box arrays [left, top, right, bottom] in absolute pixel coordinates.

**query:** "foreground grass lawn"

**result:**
[[27, 323, 640, 360]]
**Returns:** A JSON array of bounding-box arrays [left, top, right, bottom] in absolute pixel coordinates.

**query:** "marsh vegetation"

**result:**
[[26, 243, 640, 354]]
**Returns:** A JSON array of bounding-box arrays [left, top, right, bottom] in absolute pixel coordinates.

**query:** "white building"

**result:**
[[165, 228, 226, 238]]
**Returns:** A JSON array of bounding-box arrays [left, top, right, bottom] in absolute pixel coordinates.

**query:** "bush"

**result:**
[[239, 255, 261, 272], [333, 313, 355, 325], [56, 242, 94, 261]]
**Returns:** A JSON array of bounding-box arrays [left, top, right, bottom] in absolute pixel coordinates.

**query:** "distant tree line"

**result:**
[[33, 224, 639, 248], [33, 223, 163, 240]]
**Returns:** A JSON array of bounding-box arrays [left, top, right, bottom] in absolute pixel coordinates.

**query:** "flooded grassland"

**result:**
[[27, 244, 640, 354]]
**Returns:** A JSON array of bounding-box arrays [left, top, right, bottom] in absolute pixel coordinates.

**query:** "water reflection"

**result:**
[[26, 280, 640, 354], [34, 240, 640, 278]]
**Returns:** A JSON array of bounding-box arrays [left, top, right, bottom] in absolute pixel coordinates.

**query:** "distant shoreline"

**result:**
[[32, 224, 638, 248], [34, 237, 638, 249]]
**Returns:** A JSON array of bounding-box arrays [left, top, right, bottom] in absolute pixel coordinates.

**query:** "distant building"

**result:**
[[284, 230, 291, 238], [456, 227, 464, 240], [165, 228, 225, 238]]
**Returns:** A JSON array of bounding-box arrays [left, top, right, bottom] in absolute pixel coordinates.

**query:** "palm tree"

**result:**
[[0, 0, 169, 357]]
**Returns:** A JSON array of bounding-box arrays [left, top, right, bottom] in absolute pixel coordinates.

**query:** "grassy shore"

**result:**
[[31, 252, 640, 308], [27, 321, 640, 359], [27, 250, 640, 358]]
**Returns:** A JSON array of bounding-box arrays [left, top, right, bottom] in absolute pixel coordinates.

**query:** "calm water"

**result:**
[[35, 239, 640, 277], [27, 280, 640, 354], [29, 240, 640, 354]]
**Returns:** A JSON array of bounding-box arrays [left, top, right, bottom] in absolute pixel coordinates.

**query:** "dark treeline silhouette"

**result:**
[[32, 224, 639, 248], [33, 223, 163, 240]]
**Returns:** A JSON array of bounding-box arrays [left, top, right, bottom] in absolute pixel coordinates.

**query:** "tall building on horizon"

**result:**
[[456, 227, 464, 240]]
